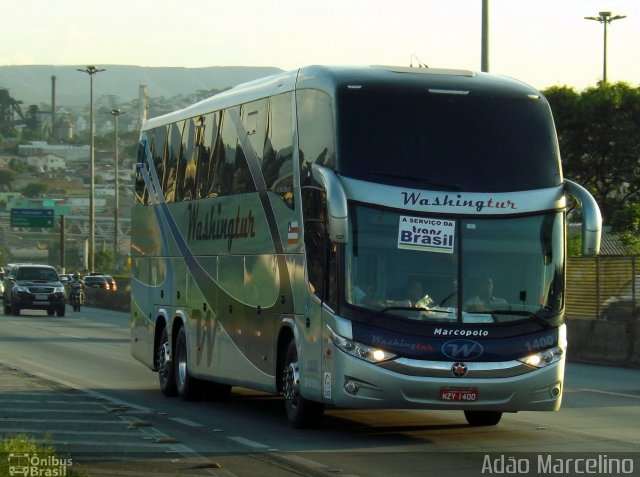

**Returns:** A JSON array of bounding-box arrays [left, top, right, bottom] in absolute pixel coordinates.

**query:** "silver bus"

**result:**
[[131, 65, 601, 428]]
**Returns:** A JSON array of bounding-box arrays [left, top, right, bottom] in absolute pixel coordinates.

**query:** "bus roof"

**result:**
[[142, 65, 543, 131]]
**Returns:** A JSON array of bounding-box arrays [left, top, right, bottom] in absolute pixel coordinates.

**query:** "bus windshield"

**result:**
[[337, 87, 561, 192], [344, 204, 565, 325]]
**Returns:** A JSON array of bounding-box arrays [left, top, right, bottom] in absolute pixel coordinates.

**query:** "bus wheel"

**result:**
[[464, 410, 502, 426], [174, 326, 200, 401], [157, 327, 177, 396], [282, 340, 324, 428]]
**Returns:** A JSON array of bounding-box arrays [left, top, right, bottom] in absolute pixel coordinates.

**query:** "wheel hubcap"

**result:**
[[178, 349, 187, 385], [157, 341, 170, 376], [283, 360, 300, 402]]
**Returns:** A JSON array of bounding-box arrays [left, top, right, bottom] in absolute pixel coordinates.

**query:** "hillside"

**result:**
[[0, 65, 283, 107]]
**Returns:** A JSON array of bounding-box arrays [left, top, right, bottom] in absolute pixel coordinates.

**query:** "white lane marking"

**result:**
[[170, 417, 204, 427], [227, 436, 270, 449], [277, 454, 328, 469], [577, 388, 640, 399]]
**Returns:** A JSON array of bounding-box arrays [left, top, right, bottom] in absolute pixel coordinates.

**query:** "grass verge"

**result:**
[[0, 434, 86, 476]]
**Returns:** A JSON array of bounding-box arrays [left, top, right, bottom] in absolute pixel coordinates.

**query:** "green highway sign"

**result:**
[[10, 208, 55, 228]]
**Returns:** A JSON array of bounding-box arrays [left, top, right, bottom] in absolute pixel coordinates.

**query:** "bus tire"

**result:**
[[157, 326, 177, 397], [464, 410, 502, 426], [282, 339, 324, 428], [174, 326, 201, 401]]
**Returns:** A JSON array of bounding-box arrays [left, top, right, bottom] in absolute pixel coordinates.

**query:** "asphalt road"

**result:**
[[0, 306, 639, 477]]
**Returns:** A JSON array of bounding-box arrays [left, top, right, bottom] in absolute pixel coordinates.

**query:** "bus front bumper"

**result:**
[[322, 353, 565, 412]]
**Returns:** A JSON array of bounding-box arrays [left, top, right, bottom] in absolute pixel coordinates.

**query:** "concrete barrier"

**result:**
[[84, 288, 130, 312], [566, 318, 639, 368]]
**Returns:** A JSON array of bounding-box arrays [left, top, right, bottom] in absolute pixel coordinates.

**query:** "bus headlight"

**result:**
[[327, 326, 397, 363], [519, 346, 564, 368]]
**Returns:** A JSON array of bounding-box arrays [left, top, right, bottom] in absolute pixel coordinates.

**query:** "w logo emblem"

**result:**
[[442, 339, 484, 360]]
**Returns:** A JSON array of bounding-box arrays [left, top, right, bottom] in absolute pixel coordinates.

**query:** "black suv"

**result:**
[[3, 264, 66, 317]]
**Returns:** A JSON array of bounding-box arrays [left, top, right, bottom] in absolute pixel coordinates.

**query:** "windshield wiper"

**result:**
[[490, 309, 552, 329], [365, 172, 462, 191], [367, 305, 456, 322], [367, 305, 429, 321]]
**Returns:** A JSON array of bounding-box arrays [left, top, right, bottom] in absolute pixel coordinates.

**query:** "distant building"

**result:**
[[26, 153, 66, 172], [17, 142, 89, 160]]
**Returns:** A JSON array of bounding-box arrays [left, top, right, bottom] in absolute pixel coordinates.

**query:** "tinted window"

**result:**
[[135, 132, 151, 205], [180, 118, 198, 200], [212, 111, 235, 196], [264, 93, 294, 207], [164, 121, 184, 202], [297, 89, 336, 186], [242, 99, 267, 168], [337, 87, 561, 192], [196, 112, 220, 198], [152, 126, 168, 194]]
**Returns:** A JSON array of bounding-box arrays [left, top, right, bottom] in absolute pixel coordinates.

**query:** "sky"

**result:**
[[2, 0, 639, 91]]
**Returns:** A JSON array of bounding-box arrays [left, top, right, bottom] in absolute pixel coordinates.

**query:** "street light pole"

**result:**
[[584, 11, 626, 83], [76, 65, 105, 273], [111, 108, 124, 272], [481, 0, 489, 72]]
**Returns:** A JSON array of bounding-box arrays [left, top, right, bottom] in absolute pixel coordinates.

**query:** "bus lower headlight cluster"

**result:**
[[519, 346, 564, 368], [328, 326, 397, 363]]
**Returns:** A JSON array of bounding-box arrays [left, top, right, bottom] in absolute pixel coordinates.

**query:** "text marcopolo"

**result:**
[[434, 328, 489, 337]]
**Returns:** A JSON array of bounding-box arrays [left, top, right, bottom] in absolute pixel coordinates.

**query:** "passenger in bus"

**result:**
[[395, 278, 434, 309], [465, 275, 507, 311], [352, 282, 381, 308]]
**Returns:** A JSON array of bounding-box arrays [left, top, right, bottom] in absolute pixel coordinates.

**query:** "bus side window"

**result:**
[[297, 89, 336, 187], [209, 117, 230, 197], [219, 107, 256, 195], [264, 93, 294, 208], [164, 121, 184, 203], [242, 99, 267, 168], [152, 126, 168, 199], [135, 134, 151, 205], [134, 163, 149, 205], [179, 118, 197, 201], [197, 112, 219, 198]]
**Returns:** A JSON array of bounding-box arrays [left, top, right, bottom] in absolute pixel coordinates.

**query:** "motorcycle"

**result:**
[[68, 282, 85, 312]]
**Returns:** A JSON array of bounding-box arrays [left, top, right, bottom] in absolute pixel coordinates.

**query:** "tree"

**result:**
[[94, 248, 114, 272], [21, 183, 48, 198], [0, 169, 15, 191], [0, 244, 11, 265], [543, 82, 640, 223], [610, 203, 640, 254]]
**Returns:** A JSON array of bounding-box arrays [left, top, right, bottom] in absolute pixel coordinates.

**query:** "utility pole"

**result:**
[[111, 108, 124, 272]]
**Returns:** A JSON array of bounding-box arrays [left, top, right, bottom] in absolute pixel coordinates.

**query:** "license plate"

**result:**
[[35, 294, 49, 301], [440, 387, 478, 402]]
